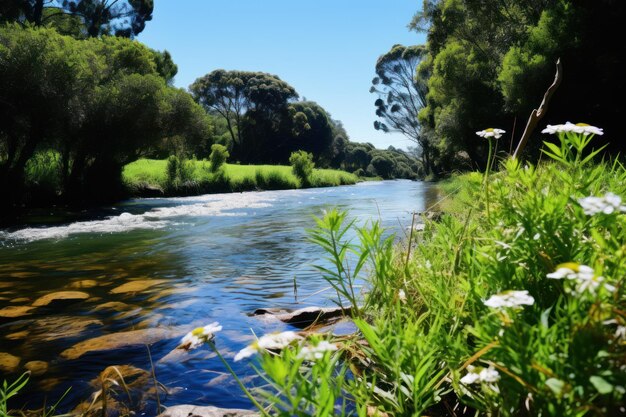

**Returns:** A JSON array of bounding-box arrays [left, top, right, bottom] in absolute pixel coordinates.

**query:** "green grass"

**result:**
[[231, 131, 626, 416], [122, 158, 359, 196]]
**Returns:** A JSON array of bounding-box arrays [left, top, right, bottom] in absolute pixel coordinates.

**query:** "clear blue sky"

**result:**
[[137, 1, 425, 150]]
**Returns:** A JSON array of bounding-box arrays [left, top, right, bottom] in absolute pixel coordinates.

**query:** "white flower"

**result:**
[[476, 128, 506, 139], [234, 331, 302, 362], [547, 263, 594, 280], [179, 322, 222, 350], [615, 326, 626, 341], [484, 290, 535, 309], [297, 340, 338, 360], [398, 289, 407, 303], [460, 365, 501, 386], [578, 193, 626, 216], [547, 263, 614, 295], [541, 122, 603, 136]]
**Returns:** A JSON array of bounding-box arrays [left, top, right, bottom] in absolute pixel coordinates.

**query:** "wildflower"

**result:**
[[297, 340, 338, 360], [234, 331, 302, 361], [398, 289, 407, 303], [484, 290, 534, 309], [541, 122, 603, 136], [578, 192, 626, 216], [460, 365, 501, 393], [547, 263, 614, 295], [476, 128, 506, 139], [179, 322, 222, 350]]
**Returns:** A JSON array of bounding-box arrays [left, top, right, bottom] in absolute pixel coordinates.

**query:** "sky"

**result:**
[[137, 1, 425, 150]]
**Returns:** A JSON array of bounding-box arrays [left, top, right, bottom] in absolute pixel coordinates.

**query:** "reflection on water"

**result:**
[[0, 180, 432, 413]]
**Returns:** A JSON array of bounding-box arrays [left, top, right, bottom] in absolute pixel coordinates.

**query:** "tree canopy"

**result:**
[[0, 0, 153, 37], [0, 24, 211, 210], [404, 0, 626, 174], [371, 44, 434, 174]]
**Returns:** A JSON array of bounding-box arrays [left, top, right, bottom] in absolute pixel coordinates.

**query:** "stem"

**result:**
[[209, 341, 270, 417], [484, 138, 494, 220]]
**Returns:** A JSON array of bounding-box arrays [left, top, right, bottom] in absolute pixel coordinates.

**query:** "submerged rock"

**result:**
[[0, 352, 21, 373], [0, 305, 36, 318], [157, 405, 259, 417], [29, 316, 103, 342], [252, 306, 352, 329], [24, 360, 48, 376], [60, 326, 189, 360], [68, 279, 99, 289], [109, 279, 167, 294], [32, 291, 90, 307]]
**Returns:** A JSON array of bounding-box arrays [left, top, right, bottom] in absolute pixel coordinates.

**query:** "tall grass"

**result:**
[[122, 159, 358, 196], [225, 128, 626, 416]]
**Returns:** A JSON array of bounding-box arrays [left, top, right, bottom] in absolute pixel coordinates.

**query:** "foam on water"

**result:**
[[1, 192, 274, 243]]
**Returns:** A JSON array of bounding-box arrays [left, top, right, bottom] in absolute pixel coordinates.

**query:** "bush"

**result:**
[[209, 144, 229, 172], [289, 150, 314, 187], [166, 155, 194, 187]]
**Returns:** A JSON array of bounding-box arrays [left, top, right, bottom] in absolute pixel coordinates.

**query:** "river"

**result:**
[[0, 180, 435, 414]]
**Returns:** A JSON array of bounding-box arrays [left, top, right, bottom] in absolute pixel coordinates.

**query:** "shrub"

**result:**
[[209, 144, 229, 172], [289, 150, 314, 187]]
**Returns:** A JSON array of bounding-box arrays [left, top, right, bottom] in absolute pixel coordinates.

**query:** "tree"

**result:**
[[0, 25, 211, 210], [371, 44, 434, 174], [0, 0, 153, 38], [190, 70, 298, 162]]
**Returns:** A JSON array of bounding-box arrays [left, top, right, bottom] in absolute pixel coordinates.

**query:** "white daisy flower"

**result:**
[[234, 331, 302, 362], [460, 365, 501, 386], [547, 263, 594, 280], [476, 128, 506, 139], [179, 322, 222, 350], [484, 290, 535, 309], [541, 122, 603, 136], [578, 193, 626, 216], [297, 340, 338, 360]]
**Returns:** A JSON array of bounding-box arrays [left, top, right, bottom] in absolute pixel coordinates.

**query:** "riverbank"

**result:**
[[243, 145, 626, 415], [123, 159, 361, 197]]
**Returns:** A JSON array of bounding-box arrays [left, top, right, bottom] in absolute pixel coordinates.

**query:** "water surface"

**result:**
[[0, 180, 435, 413]]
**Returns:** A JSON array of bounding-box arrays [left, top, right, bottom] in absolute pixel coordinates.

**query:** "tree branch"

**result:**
[[512, 58, 562, 159]]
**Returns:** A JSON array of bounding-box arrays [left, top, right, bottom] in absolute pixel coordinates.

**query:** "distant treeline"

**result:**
[[0, 12, 421, 216]]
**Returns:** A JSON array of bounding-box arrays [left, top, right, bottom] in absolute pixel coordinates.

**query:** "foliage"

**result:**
[[0, 0, 154, 38], [0, 24, 211, 210], [371, 44, 435, 175], [1, 373, 29, 417], [241, 127, 626, 416], [406, 0, 626, 172], [289, 150, 315, 187], [208, 144, 229, 172]]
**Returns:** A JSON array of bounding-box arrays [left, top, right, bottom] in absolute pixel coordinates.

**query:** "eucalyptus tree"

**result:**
[[0, 0, 153, 38], [370, 44, 434, 174]]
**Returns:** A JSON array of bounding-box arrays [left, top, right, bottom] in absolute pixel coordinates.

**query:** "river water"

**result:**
[[0, 180, 435, 414]]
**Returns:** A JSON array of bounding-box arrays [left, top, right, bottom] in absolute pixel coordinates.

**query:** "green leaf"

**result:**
[[590, 376, 613, 394], [546, 378, 565, 395]]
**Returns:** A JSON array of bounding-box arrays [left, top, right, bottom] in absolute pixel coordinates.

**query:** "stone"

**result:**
[[110, 279, 167, 294], [5, 330, 29, 340], [157, 404, 259, 417], [10, 297, 31, 303], [252, 306, 352, 329], [68, 279, 99, 289], [32, 291, 90, 307], [29, 316, 103, 342], [0, 305, 36, 318], [0, 352, 20, 373], [61, 326, 190, 360], [24, 360, 48, 376]]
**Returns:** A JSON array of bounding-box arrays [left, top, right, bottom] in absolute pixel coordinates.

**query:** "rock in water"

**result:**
[[252, 306, 351, 329], [0, 305, 36, 318], [110, 279, 167, 294], [0, 352, 20, 373], [157, 405, 259, 417], [24, 360, 48, 376], [32, 291, 90, 307]]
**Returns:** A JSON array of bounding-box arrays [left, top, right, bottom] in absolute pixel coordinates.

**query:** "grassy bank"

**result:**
[[226, 129, 626, 416], [122, 158, 359, 196]]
